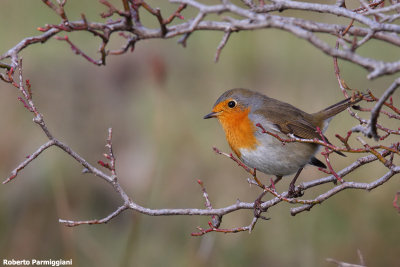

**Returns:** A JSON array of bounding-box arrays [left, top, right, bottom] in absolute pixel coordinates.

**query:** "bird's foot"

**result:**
[[287, 183, 304, 198]]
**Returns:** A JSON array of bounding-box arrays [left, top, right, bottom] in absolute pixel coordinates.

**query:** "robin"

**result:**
[[204, 88, 362, 195]]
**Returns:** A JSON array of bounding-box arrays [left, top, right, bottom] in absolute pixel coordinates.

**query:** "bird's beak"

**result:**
[[203, 111, 220, 119]]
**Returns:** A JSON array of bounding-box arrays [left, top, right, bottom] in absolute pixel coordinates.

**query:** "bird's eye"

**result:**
[[227, 100, 236, 108]]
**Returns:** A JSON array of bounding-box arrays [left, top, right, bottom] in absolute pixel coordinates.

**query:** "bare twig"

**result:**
[[3, 140, 56, 184], [326, 258, 366, 267], [326, 249, 367, 267], [54, 35, 103, 65], [214, 30, 232, 62]]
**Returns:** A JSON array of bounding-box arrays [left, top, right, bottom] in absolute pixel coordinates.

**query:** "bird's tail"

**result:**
[[314, 92, 364, 120]]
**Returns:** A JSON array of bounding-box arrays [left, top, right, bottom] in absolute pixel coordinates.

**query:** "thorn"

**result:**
[[37, 27, 48, 32]]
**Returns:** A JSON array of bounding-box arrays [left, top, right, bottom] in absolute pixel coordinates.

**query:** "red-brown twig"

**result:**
[[191, 218, 258, 236], [213, 147, 255, 176], [368, 91, 400, 115], [100, 0, 130, 18], [316, 127, 343, 183], [97, 128, 117, 177], [335, 131, 352, 150], [42, 0, 68, 22], [54, 36, 103, 66], [163, 3, 186, 24], [366, 79, 400, 140], [134, 1, 186, 37]]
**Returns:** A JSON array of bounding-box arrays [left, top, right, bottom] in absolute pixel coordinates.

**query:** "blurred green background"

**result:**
[[0, 1, 399, 266]]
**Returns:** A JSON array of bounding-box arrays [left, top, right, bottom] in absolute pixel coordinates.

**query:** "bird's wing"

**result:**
[[266, 114, 346, 156], [254, 102, 322, 140], [253, 98, 346, 156], [278, 119, 322, 140]]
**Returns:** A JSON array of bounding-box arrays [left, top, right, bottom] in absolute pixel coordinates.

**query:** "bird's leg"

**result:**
[[269, 175, 282, 190], [288, 168, 304, 198]]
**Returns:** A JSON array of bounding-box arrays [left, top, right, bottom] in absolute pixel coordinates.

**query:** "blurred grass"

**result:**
[[0, 1, 399, 267]]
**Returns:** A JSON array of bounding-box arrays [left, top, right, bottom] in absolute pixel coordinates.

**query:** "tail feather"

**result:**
[[314, 93, 364, 120], [309, 157, 326, 169]]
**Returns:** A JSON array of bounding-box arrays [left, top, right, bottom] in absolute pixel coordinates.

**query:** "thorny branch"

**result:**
[[0, 0, 399, 235]]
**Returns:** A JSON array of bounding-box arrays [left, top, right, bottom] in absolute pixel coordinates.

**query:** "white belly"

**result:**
[[239, 133, 319, 176]]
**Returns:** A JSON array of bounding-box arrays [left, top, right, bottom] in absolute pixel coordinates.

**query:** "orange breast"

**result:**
[[218, 108, 259, 157]]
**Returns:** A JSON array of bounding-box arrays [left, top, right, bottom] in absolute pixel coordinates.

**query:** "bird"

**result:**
[[204, 88, 362, 195]]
